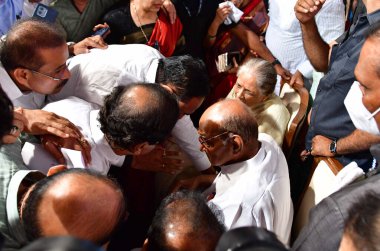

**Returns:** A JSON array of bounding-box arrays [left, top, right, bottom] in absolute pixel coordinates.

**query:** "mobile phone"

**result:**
[[92, 27, 110, 37], [216, 51, 242, 73], [227, 51, 242, 66], [32, 3, 58, 23]]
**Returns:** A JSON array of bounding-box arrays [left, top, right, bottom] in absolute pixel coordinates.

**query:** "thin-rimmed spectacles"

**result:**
[[198, 131, 230, 148]]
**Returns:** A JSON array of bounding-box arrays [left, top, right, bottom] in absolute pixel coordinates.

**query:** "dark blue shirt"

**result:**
[[306, 8, 380, 170]]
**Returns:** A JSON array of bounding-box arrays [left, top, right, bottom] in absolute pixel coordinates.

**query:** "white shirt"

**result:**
[[22, 97, 125, 175], [265, 0, 345, 79], [49, 44, 163, 105], [0, 63, 45, 109], [205, 134, 293, 244], [49, 44, 211, 171]]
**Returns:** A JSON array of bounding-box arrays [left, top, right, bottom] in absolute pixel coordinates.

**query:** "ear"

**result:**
[[130, 142, 152, 155], [12, 68, 31, 89], [230, 133, 243, 154]]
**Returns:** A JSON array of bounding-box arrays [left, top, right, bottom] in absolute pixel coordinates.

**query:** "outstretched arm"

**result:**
[[311, 130, 380, 157], [294, 0, 330, 72]]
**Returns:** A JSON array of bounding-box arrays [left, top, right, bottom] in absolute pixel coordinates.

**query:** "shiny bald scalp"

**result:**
[[202, 99, 259, 145], [21, 169, 125, 245]]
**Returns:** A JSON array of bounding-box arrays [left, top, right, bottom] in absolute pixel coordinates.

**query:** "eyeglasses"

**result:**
[[24, 63, 69, 81], [198, 131, 230, 148], [234, 83, 257, 98]]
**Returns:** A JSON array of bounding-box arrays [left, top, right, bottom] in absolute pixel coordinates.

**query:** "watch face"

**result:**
[[330, 140, 337, 153]]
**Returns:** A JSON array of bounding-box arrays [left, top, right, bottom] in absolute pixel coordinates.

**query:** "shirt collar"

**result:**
[[6, 170, 45, 245], [219, 143, 265, 180]]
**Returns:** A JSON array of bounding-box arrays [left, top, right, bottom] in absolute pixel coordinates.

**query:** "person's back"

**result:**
[[49, 44, 164, 105]]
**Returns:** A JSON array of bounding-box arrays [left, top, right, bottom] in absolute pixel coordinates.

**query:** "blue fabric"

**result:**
[[305, 9, 380, 170], [0, 0, 23, 35]]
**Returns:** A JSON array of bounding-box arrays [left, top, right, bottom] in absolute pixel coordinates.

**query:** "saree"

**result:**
[[205, 0, 269, 105], [120, 9, 183, 57]]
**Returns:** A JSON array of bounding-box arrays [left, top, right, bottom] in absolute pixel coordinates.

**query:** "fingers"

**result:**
[[162, 0, 177, 24], [43, 140, 66, 164], [87, 36, 108, 48], [47, 165, 67, 176], [93, 22, 109, 31], [77, 138, 92, 166]]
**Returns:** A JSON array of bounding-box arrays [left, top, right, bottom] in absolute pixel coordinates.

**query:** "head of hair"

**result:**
[[146, 190, 225, 251], [156, 55, 210, 101], [0, 18, 66, 72], [98, 83, 179, 149], [0, 87, 13, 144], [343, 191, 380, 251], [21, 169, 125, 245], [366, 22, 380, 78], [237, 58, 277, 97], [213, 99, 258, 145], [215, 227, 288, 251], [20, 236, 103, 251]]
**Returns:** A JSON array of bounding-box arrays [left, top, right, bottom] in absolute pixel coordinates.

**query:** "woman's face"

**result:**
[[232, 72, 266, 107], [141, 0, 165, 12]]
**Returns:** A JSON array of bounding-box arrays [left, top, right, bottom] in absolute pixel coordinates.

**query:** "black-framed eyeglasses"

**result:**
[[198, 131, 230, 148], [23, 64, 69, 81]]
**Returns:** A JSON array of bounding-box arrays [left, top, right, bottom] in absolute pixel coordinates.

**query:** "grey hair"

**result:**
[[237, 58, 277, 96], [217, 100, 258, 145]]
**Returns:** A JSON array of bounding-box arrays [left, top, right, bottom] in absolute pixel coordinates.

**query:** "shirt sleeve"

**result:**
[[315, 0, 345, 43], [171, 115, 211, 171]]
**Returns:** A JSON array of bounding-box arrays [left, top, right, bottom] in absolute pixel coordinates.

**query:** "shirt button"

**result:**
[[317, 88, 321, 92]]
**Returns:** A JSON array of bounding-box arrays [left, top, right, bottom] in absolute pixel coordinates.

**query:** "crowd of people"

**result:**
[[0, 0, 379, 250]]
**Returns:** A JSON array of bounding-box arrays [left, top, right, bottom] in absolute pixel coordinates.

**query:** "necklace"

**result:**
[[132, 2, 150, 43], [182, 0, 203, 17], [132, 2, 161, 51]]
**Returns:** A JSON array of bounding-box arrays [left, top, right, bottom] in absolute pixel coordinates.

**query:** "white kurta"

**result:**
[[266, 0, 345, 79], [22, 97, 125, 175], [205, 134, 293, 244], [49, 44, 210, 171]]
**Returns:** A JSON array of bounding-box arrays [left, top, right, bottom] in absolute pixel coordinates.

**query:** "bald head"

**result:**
[[146, 191, 225, 251], [21, 169, 125, 245], [200, 99, 258, 145], [99, 83, 179, 150]]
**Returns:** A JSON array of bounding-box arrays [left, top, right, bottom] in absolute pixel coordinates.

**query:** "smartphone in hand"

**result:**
[[92, 27, 110, 38]]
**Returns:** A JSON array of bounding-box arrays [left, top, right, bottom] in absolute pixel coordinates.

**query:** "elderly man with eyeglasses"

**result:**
[[173, 99, 293, 245]]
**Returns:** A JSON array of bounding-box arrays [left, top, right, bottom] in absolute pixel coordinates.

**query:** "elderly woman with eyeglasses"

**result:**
[[227, 58, 290, 146]]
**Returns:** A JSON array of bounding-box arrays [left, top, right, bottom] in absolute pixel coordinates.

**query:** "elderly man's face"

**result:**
[[231, 73, 265, 107], [198, 118, 233, 166], [22, 43, 71, 95], [355, 38, 380, 128]]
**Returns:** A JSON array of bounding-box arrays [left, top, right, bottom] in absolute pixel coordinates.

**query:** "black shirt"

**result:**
[[305, 8, 380, 170], [173, 0, 222, 60]]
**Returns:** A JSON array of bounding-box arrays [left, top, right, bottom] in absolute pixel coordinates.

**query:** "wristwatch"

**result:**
[[329, 139, 337, 155], [271, 58, 281, 66]]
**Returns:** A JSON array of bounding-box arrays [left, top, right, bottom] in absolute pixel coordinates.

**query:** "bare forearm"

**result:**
[[300, 19, 330, 72], [337, 129, 380, 155], [231, 25, 275, 62], [204, 20, 220, 48]]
